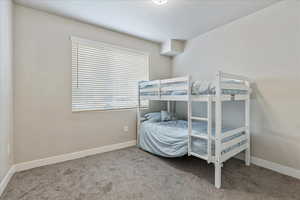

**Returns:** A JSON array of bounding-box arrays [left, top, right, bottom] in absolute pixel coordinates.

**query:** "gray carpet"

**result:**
[[1, 147, 299, 200]]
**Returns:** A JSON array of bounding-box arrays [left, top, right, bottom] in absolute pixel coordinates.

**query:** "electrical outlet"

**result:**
[[123, 126, 129, 132]]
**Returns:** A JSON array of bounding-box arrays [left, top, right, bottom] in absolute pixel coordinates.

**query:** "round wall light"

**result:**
[[152, 0, 168, 5]]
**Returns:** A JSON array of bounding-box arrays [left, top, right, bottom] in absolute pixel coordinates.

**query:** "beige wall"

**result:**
[[173, 0, 300, 170], [14, 5, 171, 163], [0, 0, 14, 181]]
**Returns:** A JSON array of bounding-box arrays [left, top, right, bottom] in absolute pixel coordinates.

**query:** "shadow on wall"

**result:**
[[251, 81, 298, 141], [175, 80, 298, 141], [250, 80, 300, 168], [174, 79, 300, 167]]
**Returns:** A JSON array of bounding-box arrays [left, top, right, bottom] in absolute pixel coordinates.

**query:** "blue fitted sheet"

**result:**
[[139, 120, 246, 158]]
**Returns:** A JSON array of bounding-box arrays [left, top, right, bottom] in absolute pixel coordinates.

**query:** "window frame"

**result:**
[[71, 36, 150, 112]]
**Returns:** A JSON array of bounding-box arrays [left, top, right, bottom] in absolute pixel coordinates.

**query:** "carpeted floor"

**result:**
[[1, 147, 300, 200]]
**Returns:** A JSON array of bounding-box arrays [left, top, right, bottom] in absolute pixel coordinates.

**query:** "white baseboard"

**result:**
[[14, 140, 136, 172], [0, 166, 16, 197], [251, 156, 300, 180], [0, 140, 136, 197], [235, 154, 300, 180]]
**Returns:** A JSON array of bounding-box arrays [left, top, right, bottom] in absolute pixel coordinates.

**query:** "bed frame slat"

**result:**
[[222, 127, 246, 139], [220, 82, 248, 91], [221, 143, 248, 163], [222, 135, 247, 151]]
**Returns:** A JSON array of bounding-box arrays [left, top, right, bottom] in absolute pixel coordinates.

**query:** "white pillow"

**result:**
[[144, 112, 161, 119], [161, 110, 172, 121]]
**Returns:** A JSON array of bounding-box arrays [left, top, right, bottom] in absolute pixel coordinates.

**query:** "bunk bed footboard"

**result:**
[[214, 71, 251, 189]]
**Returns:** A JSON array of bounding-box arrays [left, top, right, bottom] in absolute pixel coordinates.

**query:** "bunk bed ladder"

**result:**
[[188, 95, 213, 162]]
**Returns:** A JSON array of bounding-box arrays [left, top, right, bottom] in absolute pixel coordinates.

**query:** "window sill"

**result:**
[[72, 107, 149, 113]]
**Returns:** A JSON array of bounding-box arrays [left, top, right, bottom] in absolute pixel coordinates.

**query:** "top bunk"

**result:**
[[138, 71, 251, 102]]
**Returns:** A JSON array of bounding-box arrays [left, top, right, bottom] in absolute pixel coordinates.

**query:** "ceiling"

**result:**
[[15, 0, 280, 43]]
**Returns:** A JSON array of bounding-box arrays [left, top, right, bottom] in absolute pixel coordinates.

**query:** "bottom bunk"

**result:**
[[139, 119, 247, 162]]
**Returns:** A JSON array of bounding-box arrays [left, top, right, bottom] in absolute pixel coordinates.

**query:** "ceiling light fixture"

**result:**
[[152, 0, 168, 5]]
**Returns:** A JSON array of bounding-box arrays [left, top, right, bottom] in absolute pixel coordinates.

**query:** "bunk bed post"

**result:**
[[187, 76, 192, 156], [245, 80, 251, 166], [137, 82, 141, 146], [167, 101, 171, 113], [207, 95, 212, 163], [215, 71, 222, 189]]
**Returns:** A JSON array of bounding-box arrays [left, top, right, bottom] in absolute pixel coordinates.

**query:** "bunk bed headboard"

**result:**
[[217, 71, 251, 87], [215, 71, 251, 99], [138, 76, 191, 101]]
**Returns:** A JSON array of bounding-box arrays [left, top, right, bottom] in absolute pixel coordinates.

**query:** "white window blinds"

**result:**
[[71, 37, 149, 112]]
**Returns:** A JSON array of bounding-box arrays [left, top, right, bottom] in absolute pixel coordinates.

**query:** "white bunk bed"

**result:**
[[137, 71, 251, 188]]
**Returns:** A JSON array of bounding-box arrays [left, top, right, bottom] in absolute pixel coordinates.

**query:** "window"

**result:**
[[71, 37, 149, 112]]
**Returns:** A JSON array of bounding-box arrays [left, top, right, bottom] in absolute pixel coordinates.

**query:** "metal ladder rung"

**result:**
[[190, 152, 208, 160], [190, 134, 208, 140], [191, 116, 208, 121]]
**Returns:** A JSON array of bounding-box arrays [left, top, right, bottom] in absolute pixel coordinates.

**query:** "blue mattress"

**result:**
[[139, 120, 246, 158]]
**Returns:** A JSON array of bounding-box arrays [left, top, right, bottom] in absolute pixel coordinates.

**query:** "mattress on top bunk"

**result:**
[[139, 80, 248, 96], [139, 120, 246, 158]]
